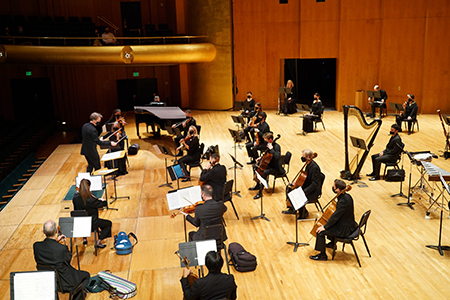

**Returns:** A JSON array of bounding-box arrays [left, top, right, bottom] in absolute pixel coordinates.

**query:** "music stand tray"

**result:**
[[235, 101, 245, 111], [279, 87, 292, 94], [178, 239, 217, 267], [100, 150, 130, 203], [349, 136, 368, 187], [231, 115, 246, 126]]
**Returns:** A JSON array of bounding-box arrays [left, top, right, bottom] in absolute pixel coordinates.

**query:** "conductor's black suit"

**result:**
[[81, 122, 111, 173]]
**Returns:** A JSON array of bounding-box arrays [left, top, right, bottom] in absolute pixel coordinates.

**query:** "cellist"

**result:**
[[283, 149, 322, 220], [246, 111, 270, 164], [309, 179, 358, 261], [249, 132, 284, 199]]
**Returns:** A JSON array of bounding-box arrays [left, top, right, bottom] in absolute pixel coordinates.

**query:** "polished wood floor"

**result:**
[[1, 109, 450, 299]]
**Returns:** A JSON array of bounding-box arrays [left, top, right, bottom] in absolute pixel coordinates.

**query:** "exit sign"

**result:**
[[25, 71, 32, 76], [133, 72, 139, 77]]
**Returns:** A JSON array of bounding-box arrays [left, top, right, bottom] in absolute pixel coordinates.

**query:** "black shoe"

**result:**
[[309, 253, 328, 261], [282, 208, 296, 215], [182, 178, 191, 182], [326, 242, 334, 249], [369, 177, 380, 181], [96, 243, 106, 249], [408, 131, 411, 135], [366, 173, 374, 177], [247, 160, 255, 165], [83, 238, 87, 245], [253, 192, 261, 199], [249, 184, 260, 191]]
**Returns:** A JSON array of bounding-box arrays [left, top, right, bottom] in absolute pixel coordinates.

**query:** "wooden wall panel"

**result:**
[[340, 0, 381, 21], [299, 21, 340, 59], [300, 0, 340, 21], [383, 0, 428, 19], [428, 0, 450, 17], [233, 1, 300, 25]]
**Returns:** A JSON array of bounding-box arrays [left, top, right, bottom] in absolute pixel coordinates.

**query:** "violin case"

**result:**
[[228, 242, 257, 272]]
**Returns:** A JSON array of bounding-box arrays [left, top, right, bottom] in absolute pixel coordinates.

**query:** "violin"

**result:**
[[309, 185, 352, 237], [116, 116, 127, 126], [57, 225, 65, 244], [170, 200, 205, 218], [286, 153, 318, 208], [176, 252, 198, 289]]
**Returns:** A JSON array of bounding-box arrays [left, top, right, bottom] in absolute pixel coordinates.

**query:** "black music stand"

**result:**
[[231, 115, 246, 128], [251, 172, 270, 222], [426, 173, 450, 256], [88, 170, 119, 211], [278, 87, 292, 115], [349, 136, 368, 187], [229, 128, 244, 154], [367, 90, 381, 99], [394, 150, 415, 209], [286, 187, 309, 252], [229, 154, 242, 197], [155, 144, 175, 189], [441, 115, 450, 159], [389, 102, 404, 115], [167, 163, 187, 190], [165, 126, 182, 137], [296, 104, 310, 116]]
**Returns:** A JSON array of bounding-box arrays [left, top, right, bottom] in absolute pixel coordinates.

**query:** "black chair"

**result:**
[[196, 125, 201, 136], [270, 151, 292, 192], [382, 157, 400, 179], [222, 179, 239, 220], [332, 210, 372, 267], [70, 210, 99, 256], [204, 224, 230, 274], [306, 172, 325, 212], [313, 105, 326, 131], [186, 143, 205, 177], [36, 264, 85, 300], [402, 117, 419, 133]]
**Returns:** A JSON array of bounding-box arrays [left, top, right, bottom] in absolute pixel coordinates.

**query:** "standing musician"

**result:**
[[178, 125, 201, 182], [240, 91, 256, 119], [310, 179, 358, 261], [107, 109, 127, 129], [283, 79, 297, 115], [81, 112, 117, 173], [302, 93, 323, 133], [181, 250, 237, 300], [103, 121, 128, 176], [180, 185, 228, 241], [199, 153, 227, 200], [249, 132, 284, 200], [243, 102, 262, 142], [173, 110, 197, 156], [368, 84, 388, 118], [367, 124, 403, 181], [245, 111, 270, 164], [283, 149, 322, 220], [396, 94, 418, 135]]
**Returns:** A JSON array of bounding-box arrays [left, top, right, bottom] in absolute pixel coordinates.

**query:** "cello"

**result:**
[[253, 134, 281, 181], [286, 153, 318, 208], [310, 185, 352, 237]]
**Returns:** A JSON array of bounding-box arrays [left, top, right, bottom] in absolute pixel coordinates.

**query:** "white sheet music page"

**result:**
[[195, 239, 217, 266], [73, 216, 92, 238], [255, 171, 269, 189], [288, 187, 308, 211], [166, 186, 202, 210], [13, 271, 56, 300]]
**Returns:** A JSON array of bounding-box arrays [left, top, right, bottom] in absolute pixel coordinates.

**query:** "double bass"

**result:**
[[253, 134, 281, 181], [286, 153, 317, 208]]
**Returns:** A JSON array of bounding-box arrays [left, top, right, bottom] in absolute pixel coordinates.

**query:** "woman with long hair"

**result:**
[[177, 125, 201, 182]]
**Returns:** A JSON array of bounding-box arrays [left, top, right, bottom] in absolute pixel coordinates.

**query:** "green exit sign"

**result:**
[[25, 71, 32, 76], [133, 72, 139, 77]]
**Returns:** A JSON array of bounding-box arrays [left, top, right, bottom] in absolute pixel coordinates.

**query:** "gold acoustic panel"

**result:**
[[0, 43, 216, 65]]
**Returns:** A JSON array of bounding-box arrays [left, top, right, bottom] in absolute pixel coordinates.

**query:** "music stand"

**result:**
[[389, 102, 404, 115], [286, 187, 309, 252], [59, 216, 92, 253], [154, 144, 176, 189], [367, 90, 381, 99], [178, 239, 218, 276], [229, 153, 242, 197], [231, 115, 246, 128], [165, 126, 182, 137], [397, 151, 416, 209], [251, 172, 270, 222], [101, 150, 130, 204], [167, 163, 187, 190], [426, 173, 450, 256], [391, 148, 409, 201], [278, 87, 292, 115], [78, 172, 118, 211], [10, 271, 57, 300], [235, 101, 245, 111], [296, 104, 310, 116], [229, 128, 244, 154], [349, 136, 368, 187]]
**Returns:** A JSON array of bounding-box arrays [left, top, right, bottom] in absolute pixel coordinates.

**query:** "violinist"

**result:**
[[103, 121, 128, 176], [243, 102, 262, 142], [249, 132, 284, 200], [173, 110, 197, 156], [108, 109, 127, 128], [181, 250, 237, 300], [199, 153, 227, 200], [178, 125, 201, 182], [283, 149, 322, 220], [245, 111, 270, 164], [396, 94, 418, 135], [309, 179, 358, 261], [180, 185, 228, 242]]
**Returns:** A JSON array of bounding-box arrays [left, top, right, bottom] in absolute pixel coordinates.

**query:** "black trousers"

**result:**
[[371, 153, 397, 177], [396, 116, 414, 132], [243, 126, 256, 142], [314, 230, 336, 254], [95, 218, 112, 240], [73, 270, 90, 300], [84, 154, 101, 173], [178, 155, 199, 176], [246, 142, 266, 161], [371, 102, 386, 118]]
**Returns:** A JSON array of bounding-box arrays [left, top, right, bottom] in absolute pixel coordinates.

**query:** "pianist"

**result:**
[[368, 85, 388, 118], [173, 110, 197, 156], [367, 124, 403, 181]]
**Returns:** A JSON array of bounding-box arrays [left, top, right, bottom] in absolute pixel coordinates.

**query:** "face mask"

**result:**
[[301, 157, 307, 162], [332, 187, 338, 194], [389, 131, 395, 135], [247, 95, 251, 98], [113, 127, 119, 131], [189, 130, 194, 135]]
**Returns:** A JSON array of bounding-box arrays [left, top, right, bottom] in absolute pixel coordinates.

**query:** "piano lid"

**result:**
[[134, 106, 186, 120]]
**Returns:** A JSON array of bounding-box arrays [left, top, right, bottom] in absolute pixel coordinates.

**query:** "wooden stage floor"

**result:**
[[1, 109, 450, 299]]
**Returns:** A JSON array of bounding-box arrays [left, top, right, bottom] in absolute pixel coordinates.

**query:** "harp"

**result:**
[[340, 105, 382, 180]]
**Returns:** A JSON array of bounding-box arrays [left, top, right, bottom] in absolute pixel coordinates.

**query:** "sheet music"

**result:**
[[255, 172, 269, 189], [76, 174, 103, 191], [166, 186, 202, 210], [73, 216, 92, 238], [288, 187, 308, 211], [101, 151, 124, 161], [12, 271, 56, 300], [195, 240, 217, 266]]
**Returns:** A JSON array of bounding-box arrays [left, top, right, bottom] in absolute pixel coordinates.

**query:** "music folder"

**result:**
[[178, 239, 217, 267], [154, 144, 174, 156], [167, 164, 186, 181]]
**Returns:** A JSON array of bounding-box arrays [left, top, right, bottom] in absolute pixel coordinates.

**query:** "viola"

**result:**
[[176, 252, 198, 290], [286, 153, 317, 208], [170, 200, 205, 218]]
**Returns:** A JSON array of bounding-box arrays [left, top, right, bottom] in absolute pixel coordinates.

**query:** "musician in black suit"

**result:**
[[73, 179, 112, 248], [104, 121, 128, 176], [181, 250, 237, 300], [181, 185, 228, 241], [396, 94, 418, 135], [249, 132, 284, 199], [367, 124, 403, 181], [240, 91, 256, 119], [302, 93, 323, 133], [243, 102, 262, 142], [283, 79, 297, 115], [33, 220, 90, 300], [81, 112, 117, 173], [173, 110, 197, 155], [199, 153, 227, 200], [178, 125, 202, 182], [368, 84, 388, 118], [283, 149, 323, 220], [246, 111, 270, 164], [310, 179, 358, 261]]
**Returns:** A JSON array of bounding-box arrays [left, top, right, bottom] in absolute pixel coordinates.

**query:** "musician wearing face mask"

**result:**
[[396, 94, 418, 135], [243, 103, 262, 142], [103, 121, 128, 176], [249, 132, 283, 199], [302, 93, 323, 133], [283, 149, 322, 220], [309, 179, 358, 261], [367, 124, 403, 181], [246, 111, 270, 164], [173, 110, 197, 156], [81, 112, 117, 173], [241, 91, 255, 119], [178, 125, 201, 182], [368, 84, 388, 118], [199, 153, 227, 200]]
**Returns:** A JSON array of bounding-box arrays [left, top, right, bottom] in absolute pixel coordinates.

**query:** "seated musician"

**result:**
[[249, 132, 284, 200], [240, 91, 255, 119], [310, 179, 358, 261], [283, 79, 297, 115], [243, 102, 262, 142], [302, 93, 323, 133], [396, 94, 418, 135], [181, 250, 237, 300], [178, 125, 201, 182], [367, 124, 403, 181], [283, 149, 322, 220], [199, 153, 227, 200], [107, 109, 127, 129], [173, 110, 197, 156], [368, 84, 388, 118], [246, 111, 270, 164], [103, 121, 128, 176], [180, 185, 228, 241]]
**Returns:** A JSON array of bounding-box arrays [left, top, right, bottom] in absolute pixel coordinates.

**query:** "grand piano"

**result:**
[[134, 105, 186, 138]]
